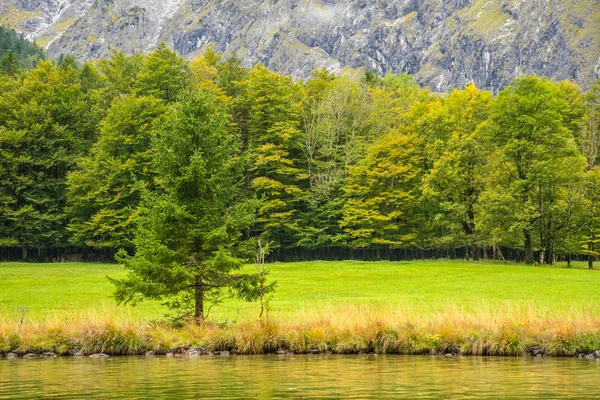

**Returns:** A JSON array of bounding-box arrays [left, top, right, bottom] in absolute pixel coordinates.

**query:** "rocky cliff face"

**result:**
[[2, 0, 599, 92]]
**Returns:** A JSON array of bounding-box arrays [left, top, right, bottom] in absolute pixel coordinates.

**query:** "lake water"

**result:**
[[1, 355, 599, 399]]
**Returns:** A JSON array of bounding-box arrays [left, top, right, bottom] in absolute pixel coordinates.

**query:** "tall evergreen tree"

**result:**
[[0, 50, 19, 76], [0, 25, 45, 70], [112, 90, 262, 322]]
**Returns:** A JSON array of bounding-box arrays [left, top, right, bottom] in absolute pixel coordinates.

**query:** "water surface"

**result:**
[[1, 355, 599, 399]]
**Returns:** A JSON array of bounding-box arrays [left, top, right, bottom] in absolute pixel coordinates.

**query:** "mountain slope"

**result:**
[[2, 0, 599, 92]]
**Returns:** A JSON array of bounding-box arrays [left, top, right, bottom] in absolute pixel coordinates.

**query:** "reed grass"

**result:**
[[1, 303, 599, 357]]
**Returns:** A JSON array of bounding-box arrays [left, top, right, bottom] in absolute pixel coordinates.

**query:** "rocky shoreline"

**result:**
[[2, 346, 600, 360]]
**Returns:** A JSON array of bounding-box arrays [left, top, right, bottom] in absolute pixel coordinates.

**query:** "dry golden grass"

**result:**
[[2, 303, 599, 357]]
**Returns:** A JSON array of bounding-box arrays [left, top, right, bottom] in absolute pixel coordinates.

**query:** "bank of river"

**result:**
[[1, 355, 599, 399]]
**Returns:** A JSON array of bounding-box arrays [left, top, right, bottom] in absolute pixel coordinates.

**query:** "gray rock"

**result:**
[[594, 351, 600, 358], [74, 350, 85, 357], [187, 347, 212, 357], [145, 351, 155, 357], [89, 353, 110, 358], [6, 353, 18, 360], [585, 354, 595, 359], [41, 352, 57, 358], [277, 349, 288, 355], [218, 351, 230, 356], [5, 0, 598, 92], [23, 353, 40, 359], [169, 346, 187, 356]]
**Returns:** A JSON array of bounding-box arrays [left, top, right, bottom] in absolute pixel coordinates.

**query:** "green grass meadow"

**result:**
[[1, 260, 599, 323]]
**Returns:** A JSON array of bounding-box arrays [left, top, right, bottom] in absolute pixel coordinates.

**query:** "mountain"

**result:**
[[1, 0, 599, 92]]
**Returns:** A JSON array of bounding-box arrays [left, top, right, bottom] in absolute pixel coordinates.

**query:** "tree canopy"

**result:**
[[1, 44, 599, 272]]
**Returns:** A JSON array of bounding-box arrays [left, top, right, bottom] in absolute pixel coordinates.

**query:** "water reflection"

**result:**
[[1, 355, 599, 399]]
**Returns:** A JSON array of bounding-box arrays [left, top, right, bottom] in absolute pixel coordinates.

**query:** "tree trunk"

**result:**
[[471, 243, 479, 261], [524, 231, 534, 264], [194, 276, 204, 324], [22, 247, 28, 261], [589, 240, 595, 270]]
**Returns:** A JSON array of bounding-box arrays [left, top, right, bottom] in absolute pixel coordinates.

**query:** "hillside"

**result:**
[[1, 0, 599, 91]]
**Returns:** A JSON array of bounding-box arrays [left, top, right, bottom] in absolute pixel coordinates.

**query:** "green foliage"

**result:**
[[299, 78, 393, 248], [98, 50, 143, 102], [422, 84, 493, 254], [67, 94, 166, 248], [478, 77, 588, 264], [111, 90, 263, 322], [1, 43, 599, 269], [0, 25, 45, 72], [135, 43, 190, 103], [0, 50, 19, 76], [342, 131, 424, 247], [0, 61, 99, 255], [238, 65, 307, 247]]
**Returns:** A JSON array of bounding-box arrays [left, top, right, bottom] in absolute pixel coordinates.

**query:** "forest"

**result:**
[[1, 42, 599, 266], [0, 25, 45, 73]]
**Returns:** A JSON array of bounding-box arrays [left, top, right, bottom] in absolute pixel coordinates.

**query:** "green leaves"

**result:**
[[342, 131, 424, 248], [478, 77, 588, 263], [1, 42, 599, 269], [111, 89, 261, 321], [67, 94, 165, 249]]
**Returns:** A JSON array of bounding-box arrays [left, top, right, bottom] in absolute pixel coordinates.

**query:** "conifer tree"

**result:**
[[112, 90, 263, 322], [0, 50, 19, 76]]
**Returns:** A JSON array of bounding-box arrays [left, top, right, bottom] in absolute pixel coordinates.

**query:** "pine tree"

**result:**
[[112, 89, 263, 322], [0, 50, 19, 76]]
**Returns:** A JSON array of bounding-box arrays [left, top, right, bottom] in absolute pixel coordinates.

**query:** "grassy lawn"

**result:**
[[0, 260, 599, 323]]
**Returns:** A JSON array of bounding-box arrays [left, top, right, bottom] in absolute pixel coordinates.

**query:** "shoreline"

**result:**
[[2, 319, 599, 359], [2, 350, 600, 360]]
